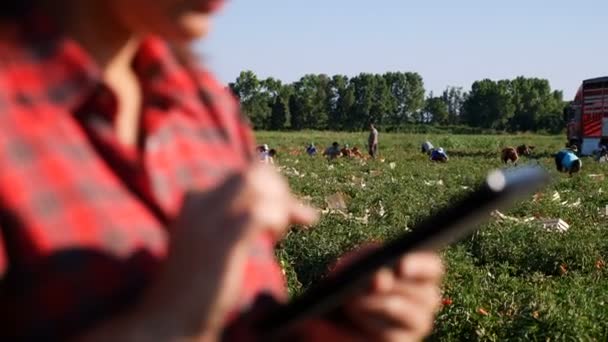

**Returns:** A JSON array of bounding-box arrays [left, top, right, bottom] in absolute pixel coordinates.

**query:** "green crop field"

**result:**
[[257, 131, 608, 341]]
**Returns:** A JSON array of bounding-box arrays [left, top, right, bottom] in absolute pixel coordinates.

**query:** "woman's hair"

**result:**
[[0, 0, 35, 19], [0, 0, 199, 82]]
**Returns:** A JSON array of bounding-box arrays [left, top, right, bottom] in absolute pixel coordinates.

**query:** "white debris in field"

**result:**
[[354, 209, 370, 225], [378, 201, 386, 217], [599, 188, 603, 194], [567, 199, 582, 208], [461, 186, 471, 190], [278, 166, 302, 178], [299, 195, 313, 205], [325, 192, 349, 211], [321, 207, 369, 225], [311, 173, 319, 179], [389, 162, 397, 170], [532, 193, 542, 202], [294, 159, 299, 164], [327, 165, 335, 171], [551, 192, 561, 202], [588, 174, 605, 181], [491, 210, 536, 224], [351, 176, 366, 189], [424, 180, 444, 186], [540, 219, 570, 232]]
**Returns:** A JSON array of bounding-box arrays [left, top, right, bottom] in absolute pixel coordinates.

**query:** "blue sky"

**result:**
[[198, 0, 606, 100]]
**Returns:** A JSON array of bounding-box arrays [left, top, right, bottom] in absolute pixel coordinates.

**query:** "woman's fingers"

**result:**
[[346, 294, 435, 342], [397, 252, 444, 282], [288, 196, 319, 225], [339, 252, 444, 341]]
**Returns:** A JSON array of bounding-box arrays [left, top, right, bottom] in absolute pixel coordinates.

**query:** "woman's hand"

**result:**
[[297, 252, 443, 342], [82, 165, 318, 342]]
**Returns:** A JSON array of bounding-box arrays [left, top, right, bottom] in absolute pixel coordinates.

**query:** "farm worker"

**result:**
[[421, 141, 434, 155], [268, 149, 277, 164], [430, 148, 449, 162], [324, 142, 342, 159], [258, 144, 273, 164], [306, 143, 318, 156], [368, 123, 379, 158], [352, 146, 364, 158], [0, 0, 444, 341], [341, 144, 353, 157], [555, 148, 582, 176], [599, 139, 608, 153]]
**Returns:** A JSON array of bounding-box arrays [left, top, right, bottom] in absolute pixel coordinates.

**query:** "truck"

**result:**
[[566, 77, 608, 155]]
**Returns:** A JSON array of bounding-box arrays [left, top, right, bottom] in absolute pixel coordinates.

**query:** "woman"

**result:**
[[0, 1, 443, 341]]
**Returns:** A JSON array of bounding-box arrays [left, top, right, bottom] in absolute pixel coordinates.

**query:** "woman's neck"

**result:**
[[46, 1, 144, 147]]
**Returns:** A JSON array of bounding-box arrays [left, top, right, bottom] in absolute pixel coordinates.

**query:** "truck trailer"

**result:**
[[566, 77, 608, 155]]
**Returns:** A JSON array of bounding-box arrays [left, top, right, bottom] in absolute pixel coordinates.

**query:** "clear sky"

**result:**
[[197, 0, 607, 100]]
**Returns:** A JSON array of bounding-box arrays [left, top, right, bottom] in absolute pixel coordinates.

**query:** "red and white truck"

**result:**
[[566, 77, 608, 155]]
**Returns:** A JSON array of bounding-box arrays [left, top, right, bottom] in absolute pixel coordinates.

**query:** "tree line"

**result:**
[[228, 71, 568, 133]]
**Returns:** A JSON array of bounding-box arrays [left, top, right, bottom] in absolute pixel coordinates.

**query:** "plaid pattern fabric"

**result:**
[[0, 16, 285, 341]]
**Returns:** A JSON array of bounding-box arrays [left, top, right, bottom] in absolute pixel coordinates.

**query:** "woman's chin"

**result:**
[[174, 13, 212, 41]]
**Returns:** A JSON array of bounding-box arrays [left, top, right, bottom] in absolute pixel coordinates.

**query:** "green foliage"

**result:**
[[234, 71, 570, 133], [442, 86, 467, 125], [426, 95, 450, 124], [463, 79, 515, 129], [258, 131, 608, 340], [270, 96, 288, 130]]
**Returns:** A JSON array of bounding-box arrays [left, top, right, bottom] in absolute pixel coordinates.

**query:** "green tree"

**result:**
[[270, 96, 288, 130], [404, 72, 426, 123], [369, 74, 392, 125], [463, 79, 514, 129], [289, 94, 305, 130], [291, 74, 331, 130], [231, 71, 271, 129], [442, 86, 466, 125], [327, 75, 350, 130], [350, 73, 377, 130], [508, 77, 565, 132], [425, 95, 450, 124], [382, 72, 426, 124]]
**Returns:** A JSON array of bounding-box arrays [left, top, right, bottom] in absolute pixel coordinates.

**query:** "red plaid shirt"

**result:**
[[0, 15, 285, 341]]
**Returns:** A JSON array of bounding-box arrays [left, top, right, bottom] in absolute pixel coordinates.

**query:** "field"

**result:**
[[256, 131, 608, 341]]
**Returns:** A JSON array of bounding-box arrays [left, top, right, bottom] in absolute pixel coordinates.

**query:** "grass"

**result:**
[[256, 131, 608, 341]]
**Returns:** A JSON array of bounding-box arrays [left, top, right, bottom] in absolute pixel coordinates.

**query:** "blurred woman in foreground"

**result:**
[[0, 0, 443, 340]]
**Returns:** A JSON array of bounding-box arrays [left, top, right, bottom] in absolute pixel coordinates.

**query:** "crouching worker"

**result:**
[[351, 146, 364, 158], [421, 141, 434, 155], [555, 147, 582, 176], [258, 144, 274, 165], [324, 142, 342, 160], [306, 143, 317, 156], [430, 148, 449, 162], [341, 144, 353, 158]]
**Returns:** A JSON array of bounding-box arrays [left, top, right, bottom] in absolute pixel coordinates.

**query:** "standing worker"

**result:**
[[368, 123, 379, 159]]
